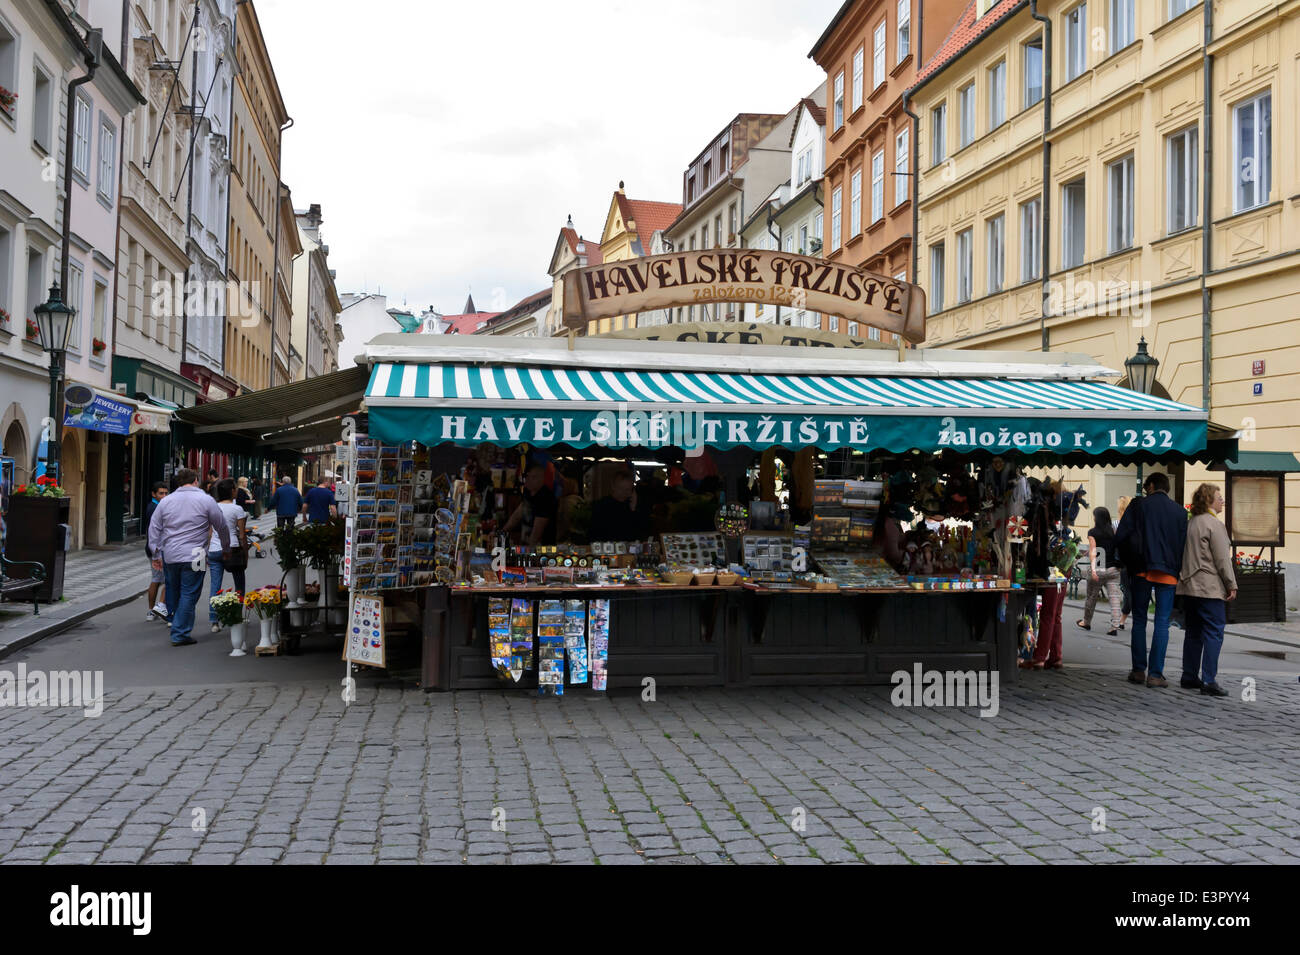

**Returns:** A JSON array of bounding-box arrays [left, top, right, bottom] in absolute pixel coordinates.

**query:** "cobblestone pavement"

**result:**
[[1, 668, 1297, 864]]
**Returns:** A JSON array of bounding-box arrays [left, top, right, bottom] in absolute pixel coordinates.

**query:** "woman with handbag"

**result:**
[[1177, 483, 1237, 697], [207, 478, 249, 631]]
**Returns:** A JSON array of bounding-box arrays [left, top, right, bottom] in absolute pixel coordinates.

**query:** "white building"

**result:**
[[291, 202, 342, 379], [337, 292, 406, 368]]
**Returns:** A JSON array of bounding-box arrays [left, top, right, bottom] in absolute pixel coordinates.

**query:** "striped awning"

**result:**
[[364, 363, 1209, 456]]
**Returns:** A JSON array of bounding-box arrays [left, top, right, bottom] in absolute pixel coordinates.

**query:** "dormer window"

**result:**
[[687, 175, 696, 202], [703, 159, 712, 186]]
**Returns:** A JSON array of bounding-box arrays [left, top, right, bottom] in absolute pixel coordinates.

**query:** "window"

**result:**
[[986, 215, 1005, 294], [853, 47, 864, 111], [1020, 197, 1042, 281], [703, 160, 711, 187], [830, 187, 842, 252], [958, 82, 975, 148], [67, 261, 83, 351], [897, 0, 911, 62], [931, 102, 947, 164], [873, 21, 886, 90], [1062, 178, 1086, 268], [833, 71, 844, 129], [868, 324, 881, 341], [728, 202, 737, 238], [701, 222, 708, 247], [1024, 36, 1044, 107], [1107, 153, 1134, 252], [929, 243, 945, 312], [1064, 4, 1088, 82], [1169, 0, 1198, 18], [848, 321, 858, 336], [850, 169, 862, 234], [715, 213, 723, 246], [0, 19, 16, 117], [687, 175, 695, 202], [815, 212, 823, 249], [73, 95, 92, 180], [1166, 126, 1198, 233], [31, 62, 53, 152], [1110, 0, 1134, 52], [895, 129, 909, 206], [93, 279, 107, 347], [797, 148, 813, 186], [988, 60, 1006, 129], [0, 225, 11, 313], [719, 143, 728, 172], [98, 118, 116, 201], [871, 150, 884, 222], [799, 225, 808, 254], [830, 315, 839, 332], [689, 234, 696, 251], [1233, 91, 1272, 212], [956, 229, 973, 303]]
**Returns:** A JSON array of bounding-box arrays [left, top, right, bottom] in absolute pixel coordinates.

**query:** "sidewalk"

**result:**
[[1062, 592, 1300, 652], [0, 512, 278, 659]]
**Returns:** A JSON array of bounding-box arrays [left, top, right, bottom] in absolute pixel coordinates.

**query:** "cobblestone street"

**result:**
[[2, 669, 1297, 865]]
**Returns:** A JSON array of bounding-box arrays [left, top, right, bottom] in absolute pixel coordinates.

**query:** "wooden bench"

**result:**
[[0, 554, 46, 615]]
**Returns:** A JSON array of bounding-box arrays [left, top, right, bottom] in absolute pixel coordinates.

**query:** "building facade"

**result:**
[[812, 0, 964, 340], [291, 202, 342, 379], [545, 216, 600, 337], [224, 0, 286, 394], [587, 184, 680, 335], [910, 0, 1300, 557], [270, 183, 297, 384]]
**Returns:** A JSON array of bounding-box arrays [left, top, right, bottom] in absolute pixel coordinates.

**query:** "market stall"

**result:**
[[342, 332, 1223, 692]]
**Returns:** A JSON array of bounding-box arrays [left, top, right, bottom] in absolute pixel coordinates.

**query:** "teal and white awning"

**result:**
[[364, 363, 1209, 456]]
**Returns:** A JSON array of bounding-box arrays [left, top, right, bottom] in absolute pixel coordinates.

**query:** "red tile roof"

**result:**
[[914, 0, 1023, 88], [615, 196, 684, 253], [562, 226, 603, 265], [441, 312, 500, 335]]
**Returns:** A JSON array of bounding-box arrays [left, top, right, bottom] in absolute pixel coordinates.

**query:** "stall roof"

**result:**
[[176, 366, 367, 448], [1209, 451, 1300, 473]]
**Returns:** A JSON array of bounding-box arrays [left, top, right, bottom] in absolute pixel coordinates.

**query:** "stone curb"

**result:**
[[0, 585, 149, 661]]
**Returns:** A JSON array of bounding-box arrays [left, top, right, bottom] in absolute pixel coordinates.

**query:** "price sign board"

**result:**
[[344, 593, 385, 668]]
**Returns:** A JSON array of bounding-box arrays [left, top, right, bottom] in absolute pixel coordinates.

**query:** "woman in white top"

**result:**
[[207, 477, 249, 630]]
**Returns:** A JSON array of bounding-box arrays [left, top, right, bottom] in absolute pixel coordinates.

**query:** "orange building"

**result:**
[[811, 0, 964, 323]]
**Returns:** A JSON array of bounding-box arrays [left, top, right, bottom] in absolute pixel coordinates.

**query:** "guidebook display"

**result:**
[[349, 438, 416, 592]]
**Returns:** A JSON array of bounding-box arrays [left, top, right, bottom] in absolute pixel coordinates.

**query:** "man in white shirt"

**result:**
[[147, 467, 230, 646]]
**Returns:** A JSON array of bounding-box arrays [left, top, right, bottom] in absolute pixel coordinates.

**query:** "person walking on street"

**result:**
[[303, 477, 337, 524], [271, 476, 302, 530], [1114, 496, 1133, 630], [235, 477, 254, 516], [1077, 506, 1123, 635], [148, 468, 231, 646], [1115, 471, 1187, 688], [1177, 483, 1237, 697], [207, 479, 249, 632], [144, 482, 170, 621]]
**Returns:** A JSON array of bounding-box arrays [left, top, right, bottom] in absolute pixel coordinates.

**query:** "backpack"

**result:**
[[1116, 498, 1146, 574]]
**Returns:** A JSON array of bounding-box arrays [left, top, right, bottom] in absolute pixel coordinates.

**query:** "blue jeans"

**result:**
[[207, 552, 246, 623], [1130, 575, 1175, 677], [164, 561, 207, 644], [1182, 595, 1226, 685]]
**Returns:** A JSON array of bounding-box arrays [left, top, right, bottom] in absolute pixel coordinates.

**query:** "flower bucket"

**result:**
[[290, 608, 308, 628], [286, 566, 307, 606], [328, 607, 346, 626], [230, 622, 247, 657], [257, 618, 275, 649]]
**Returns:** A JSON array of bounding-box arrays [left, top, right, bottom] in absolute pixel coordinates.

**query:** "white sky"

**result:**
[[256, 0, 840, 315]]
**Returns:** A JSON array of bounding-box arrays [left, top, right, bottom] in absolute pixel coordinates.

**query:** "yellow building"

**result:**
[[910, 0, 1300, 558], [588, 184, 682, 335], [225, 1, 288, 393]]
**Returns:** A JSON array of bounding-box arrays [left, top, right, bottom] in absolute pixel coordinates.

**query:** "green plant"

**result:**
[[295, 518, 346, 569], [273, 524, 302, 570]]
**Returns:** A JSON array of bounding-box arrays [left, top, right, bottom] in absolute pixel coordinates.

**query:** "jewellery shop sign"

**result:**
[[562, 249, 928, 344], [391, 407, 1204, 456]]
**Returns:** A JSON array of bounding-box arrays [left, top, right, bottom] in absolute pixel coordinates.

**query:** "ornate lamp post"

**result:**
[[33, 282, 76, 480], [1124, 336, 1160, 496]]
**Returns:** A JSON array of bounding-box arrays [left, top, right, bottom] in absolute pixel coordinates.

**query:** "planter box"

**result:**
[[1227, 572, 1286, 624], [4, 495, 71, 602]]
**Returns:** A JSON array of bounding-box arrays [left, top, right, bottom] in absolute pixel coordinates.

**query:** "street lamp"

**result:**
[[1124, 336, 1160, 496], [33, 282, 76, 480]]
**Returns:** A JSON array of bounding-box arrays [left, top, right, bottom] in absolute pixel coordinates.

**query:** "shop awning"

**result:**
[[1210, 451, 1300, 473], [363, 362, 1210, 457]]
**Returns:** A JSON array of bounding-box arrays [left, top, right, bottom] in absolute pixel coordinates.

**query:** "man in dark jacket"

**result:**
[[1115, 471, 1187, 688], [271, 476, 303, 529]]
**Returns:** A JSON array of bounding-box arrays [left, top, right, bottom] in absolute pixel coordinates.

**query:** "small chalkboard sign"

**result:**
[[344, 593, 385, 668]]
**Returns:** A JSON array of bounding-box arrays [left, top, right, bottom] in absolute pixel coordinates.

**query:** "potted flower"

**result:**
[[14, 476, 68, 498], [211, 589, 248, 656], [91, 338, 107, 356], [6, 477, 71, 601], [0, 306, 11, 329], [244, 585, 286, 649], [0, 85, 15, 116], [25, 318, 40, 342]]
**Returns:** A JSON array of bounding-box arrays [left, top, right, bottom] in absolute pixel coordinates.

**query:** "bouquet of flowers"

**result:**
[[303, 581, 321, 600], [243, 585, 286, 619], [13, 476, 67, 498], [210, 589, 246, 627]]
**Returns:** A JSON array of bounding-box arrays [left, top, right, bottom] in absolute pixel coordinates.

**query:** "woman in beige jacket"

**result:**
[[1177, 484, 1237, 697]]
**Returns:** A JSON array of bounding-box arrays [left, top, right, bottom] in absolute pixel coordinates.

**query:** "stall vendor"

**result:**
[[502, 463, 557, 545], [874, 502, 910, 573], [590, 471, 647, 542]]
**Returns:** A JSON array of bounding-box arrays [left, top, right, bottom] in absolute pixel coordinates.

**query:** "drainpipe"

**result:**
[[60, 30, 102, 292], [902, 89, 919, 288], [1029, 1, 1052, 352], [1200, 3, 1213, 412], [180, 0, 199, 383], [765, 203, 782, 324], [219, 1, 246, 391], [268, 115, 294, 381]]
